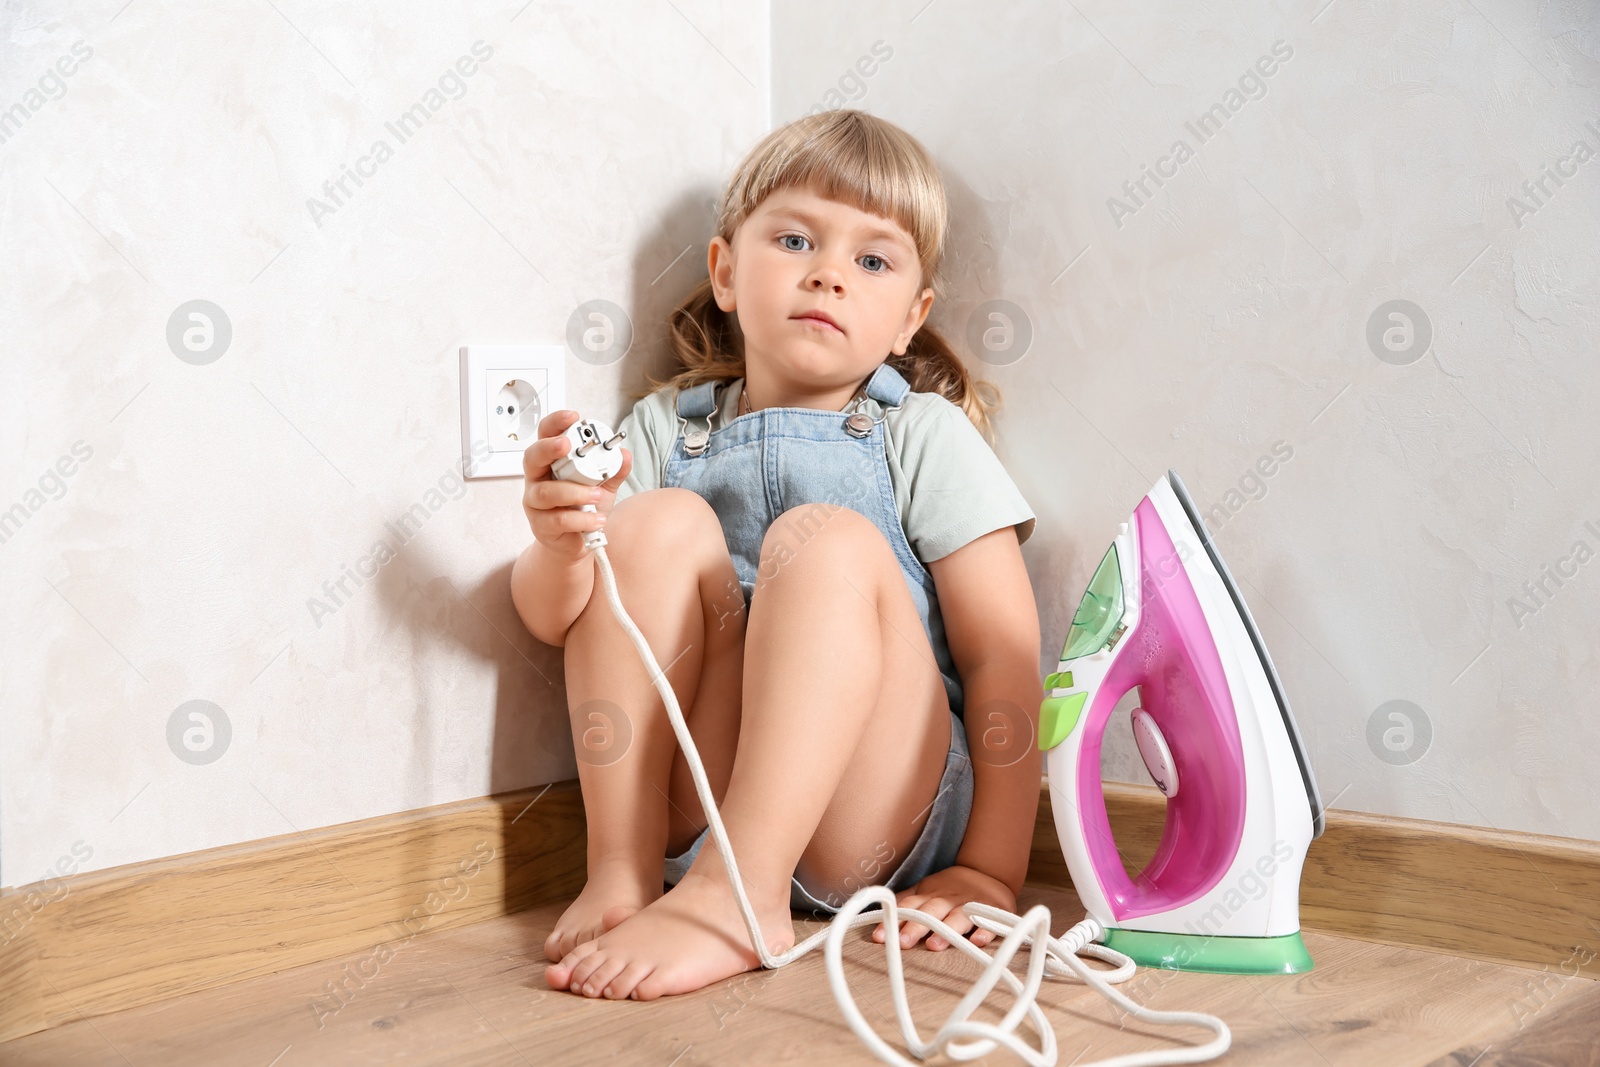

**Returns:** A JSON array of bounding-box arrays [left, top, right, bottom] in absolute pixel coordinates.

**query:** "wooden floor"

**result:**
[[2, 883, 1596, 1067]]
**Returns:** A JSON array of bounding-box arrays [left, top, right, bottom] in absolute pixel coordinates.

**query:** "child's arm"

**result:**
[[872, 524, 1041, 952], [928, 525, 1044, 896]]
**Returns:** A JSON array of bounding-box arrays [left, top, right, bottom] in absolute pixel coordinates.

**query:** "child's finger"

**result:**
[[927, 904, 973, 950], [896, 897, 955, 947], [927, 907, 983, 951], [873, 894, 927, 942], [523, 410, 582, 481]]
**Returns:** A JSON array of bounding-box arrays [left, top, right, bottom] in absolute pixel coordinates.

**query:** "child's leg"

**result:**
[[544, 488, 749, 963], [547, 503, 953, 1000]]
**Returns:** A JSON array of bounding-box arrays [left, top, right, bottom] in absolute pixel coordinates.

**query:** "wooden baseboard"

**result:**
[[0, 782, 587, 1044], [1029, 780, 1600, 981], [3, 777, 1597, 1045]]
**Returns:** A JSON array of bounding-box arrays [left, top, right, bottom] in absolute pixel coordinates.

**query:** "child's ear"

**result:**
[[708, 236, 737, 312], [893, 287, 935, 353]]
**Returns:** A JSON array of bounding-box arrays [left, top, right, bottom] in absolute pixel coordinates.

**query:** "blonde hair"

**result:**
[[631, 109, 1003, 443]]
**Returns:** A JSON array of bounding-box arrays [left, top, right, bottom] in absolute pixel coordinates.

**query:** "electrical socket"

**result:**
[[459, 344, 566, 478]]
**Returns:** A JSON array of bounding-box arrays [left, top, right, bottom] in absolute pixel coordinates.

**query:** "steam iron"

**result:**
[[1038, 469, 1325, 975]]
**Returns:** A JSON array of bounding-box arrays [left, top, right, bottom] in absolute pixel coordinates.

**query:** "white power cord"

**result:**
[[551, 415, 1232, 1067]]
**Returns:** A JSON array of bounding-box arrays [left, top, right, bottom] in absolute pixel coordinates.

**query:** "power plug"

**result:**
[[549, 415, 627, 550]]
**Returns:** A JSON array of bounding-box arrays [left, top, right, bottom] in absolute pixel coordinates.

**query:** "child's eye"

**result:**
[[777, 233, 892, 273]]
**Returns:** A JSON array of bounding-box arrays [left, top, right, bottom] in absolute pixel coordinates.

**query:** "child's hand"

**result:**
[[522, 409, 632, 565], [870, 865, 1016, 951]]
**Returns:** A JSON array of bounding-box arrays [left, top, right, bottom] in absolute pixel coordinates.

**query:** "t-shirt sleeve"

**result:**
[[613, 394, 664, 502], [898, 398, 1037, 563]]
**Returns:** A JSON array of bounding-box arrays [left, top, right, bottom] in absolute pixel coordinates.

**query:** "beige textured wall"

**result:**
[[771, 2, 1600, 842], [3, 0, 1596, 886], [0, 1, 767, 884]]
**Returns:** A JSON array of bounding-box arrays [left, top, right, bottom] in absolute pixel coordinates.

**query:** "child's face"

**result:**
[[708, 185, 934, 394]]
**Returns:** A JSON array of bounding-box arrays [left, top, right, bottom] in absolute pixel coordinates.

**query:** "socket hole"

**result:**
[[495, 379, 541, 446]]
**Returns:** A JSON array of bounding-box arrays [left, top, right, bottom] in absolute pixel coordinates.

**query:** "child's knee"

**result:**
[[608, 488, 719, 556]]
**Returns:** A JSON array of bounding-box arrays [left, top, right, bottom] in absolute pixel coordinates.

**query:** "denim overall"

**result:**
[[662, 360, 967, 719], [658, 361, 975, 915]]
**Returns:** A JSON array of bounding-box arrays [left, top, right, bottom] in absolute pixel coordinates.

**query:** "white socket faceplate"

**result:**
[[459, 345, 566, 479]]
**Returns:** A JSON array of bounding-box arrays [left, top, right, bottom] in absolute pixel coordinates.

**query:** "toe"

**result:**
[[543, 929, 570, 963], [633, 968, 675, 1001], [568, 945, 611, 990], [600, 905, 637, 932], [582, 955, 629, 997], [607, 960, 654, 999], [547, 940, 599, 990]]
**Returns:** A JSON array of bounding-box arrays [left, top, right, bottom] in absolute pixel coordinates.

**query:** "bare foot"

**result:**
[[543, 865, 661, 964], [544, 865, 794, 1001]]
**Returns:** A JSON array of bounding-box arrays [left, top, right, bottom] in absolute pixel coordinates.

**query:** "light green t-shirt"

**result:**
[[613, 376, 1035, 563]]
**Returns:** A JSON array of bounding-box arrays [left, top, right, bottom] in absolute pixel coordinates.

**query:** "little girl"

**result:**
[[510, 109, 1042, 1002]]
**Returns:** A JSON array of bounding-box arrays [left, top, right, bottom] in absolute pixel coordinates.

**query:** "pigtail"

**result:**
[[628, 277, 746, 403], [890, 325, 1003, 446]]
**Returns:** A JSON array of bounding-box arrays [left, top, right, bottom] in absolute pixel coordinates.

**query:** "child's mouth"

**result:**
[[793, 314, 842, 334]]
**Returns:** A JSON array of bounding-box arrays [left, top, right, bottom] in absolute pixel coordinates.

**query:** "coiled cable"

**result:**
[[584, 540, 1231, 1067]]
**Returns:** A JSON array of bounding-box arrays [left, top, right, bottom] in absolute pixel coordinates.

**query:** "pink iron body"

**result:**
[[1038, 470, 1325, 974]]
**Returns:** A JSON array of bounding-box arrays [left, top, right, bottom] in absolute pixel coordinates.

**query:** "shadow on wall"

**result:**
[[362, 545, 566, 803], [928, 165, 1083, 670], [934, 167, 1027, 328], [355, 182, 729, 817], [610, 183, 726, 410]]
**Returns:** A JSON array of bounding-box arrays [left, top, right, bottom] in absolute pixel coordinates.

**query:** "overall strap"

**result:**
[[864, 361, 911, 408], [674, 379, 723, 456], [675, 379, 720, 418]]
